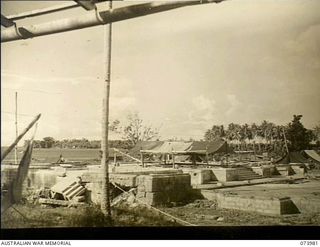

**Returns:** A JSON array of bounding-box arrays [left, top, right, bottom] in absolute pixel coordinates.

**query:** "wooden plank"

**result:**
[[39, 198, 70, 207]]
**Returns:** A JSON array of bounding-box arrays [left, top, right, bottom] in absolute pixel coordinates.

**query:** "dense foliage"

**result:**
[[204, 115, 318, 153]]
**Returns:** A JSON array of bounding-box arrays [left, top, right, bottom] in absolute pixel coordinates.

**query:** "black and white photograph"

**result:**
[[1, 0, 320, 240]]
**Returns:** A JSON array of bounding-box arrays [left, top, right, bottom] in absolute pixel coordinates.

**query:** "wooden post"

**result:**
[[15, 92, 18, 165], [205, 146, 209, 166], [140, 152, 145, 168], [100, 0, 112, 218], [1, 114, 41, 162], [172, 149, 175, 169], [114, 148, 117, 165], [226, 142, 229, 166], [282, 128, 289, 154]]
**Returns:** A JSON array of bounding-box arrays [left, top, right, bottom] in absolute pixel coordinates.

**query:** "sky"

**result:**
[[1, 0, 320, 145]]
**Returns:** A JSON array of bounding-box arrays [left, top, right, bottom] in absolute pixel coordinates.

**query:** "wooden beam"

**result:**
[[1, 15, 15, 27], [1, 0, 227, 43]]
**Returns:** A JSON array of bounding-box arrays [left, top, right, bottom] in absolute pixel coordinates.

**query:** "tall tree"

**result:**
[[111, 113, 159, 147], [312, 124, 320, 146], [286, 115, 312, 151], [41, 137, 55, 148], [204, 125, 225, 141]]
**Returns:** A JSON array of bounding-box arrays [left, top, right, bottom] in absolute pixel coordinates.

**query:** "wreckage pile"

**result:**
[[36, 176, 87, 207], [23, 168, 193, 209]]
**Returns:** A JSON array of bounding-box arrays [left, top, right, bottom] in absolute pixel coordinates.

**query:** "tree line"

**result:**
[[30, 138, 132, 150], [204, 115, 319, 153], [28, 114, 319, 154], [29, 113, 158, 150]]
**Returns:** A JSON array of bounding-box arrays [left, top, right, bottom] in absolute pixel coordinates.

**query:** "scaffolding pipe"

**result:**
[[6, 2, 80, 21], [1, 0, 226, 43]]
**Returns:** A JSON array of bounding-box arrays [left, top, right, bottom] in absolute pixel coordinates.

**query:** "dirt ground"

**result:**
[[2, 195, 320, 228], [160, 200, 320, 226], [159, 179, 320, 226]]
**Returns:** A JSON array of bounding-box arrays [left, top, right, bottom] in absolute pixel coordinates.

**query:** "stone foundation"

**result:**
[[136, 173, 191, 206], [251, 166, 271, 177], [217, 193, 300, 215], [291, 197, 320, 214], [183, 169, 216, 185], [290, 165, 306, 175], [211, 168, 238, 182]]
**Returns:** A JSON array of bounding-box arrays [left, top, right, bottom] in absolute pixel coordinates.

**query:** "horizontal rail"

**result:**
[[1, 0, 226, 43], [6, 2, 80, 21]]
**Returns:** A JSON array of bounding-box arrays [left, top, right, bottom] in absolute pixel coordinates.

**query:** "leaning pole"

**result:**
[[1, 114, 41, 162]]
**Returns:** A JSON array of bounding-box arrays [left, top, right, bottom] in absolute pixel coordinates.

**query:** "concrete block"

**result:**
[[81, 172, 102, 183], [292, 198, 320, 214], [32, 170, 58, 189], [184, 169, 216, 185], [136, 173, 191, 192], [290, 165, 306, 175], [212, 168, 238, 182], [252, 166, 271, 177], [217, 193, 300, 215], [110, 173, 138, 187], [85, 181, 102, 204], [135, 173, 191, 206]]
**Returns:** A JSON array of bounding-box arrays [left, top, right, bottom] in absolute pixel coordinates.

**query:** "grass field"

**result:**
[[1, 148, 101, 164]]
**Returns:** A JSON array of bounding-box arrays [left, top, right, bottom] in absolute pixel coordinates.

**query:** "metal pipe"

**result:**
[[1, 0, 226, 43], [6, 2, 79, 21]]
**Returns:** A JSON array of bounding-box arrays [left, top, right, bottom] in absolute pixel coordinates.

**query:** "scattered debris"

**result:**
[[216, 216, 224, 222], [50, 176, 86, 201], [39, 198, 70, 207], [111, 188, 137, 207], [185, 199, 217, 209]]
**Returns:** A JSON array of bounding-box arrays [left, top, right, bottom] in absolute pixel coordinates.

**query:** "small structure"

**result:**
[[133, 139, 229, 167]]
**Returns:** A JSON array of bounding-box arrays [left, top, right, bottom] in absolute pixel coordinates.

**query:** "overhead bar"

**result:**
[[6, 2, 79, 21], [1, 0, 226, 43], [1, 14, 15, 27]]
